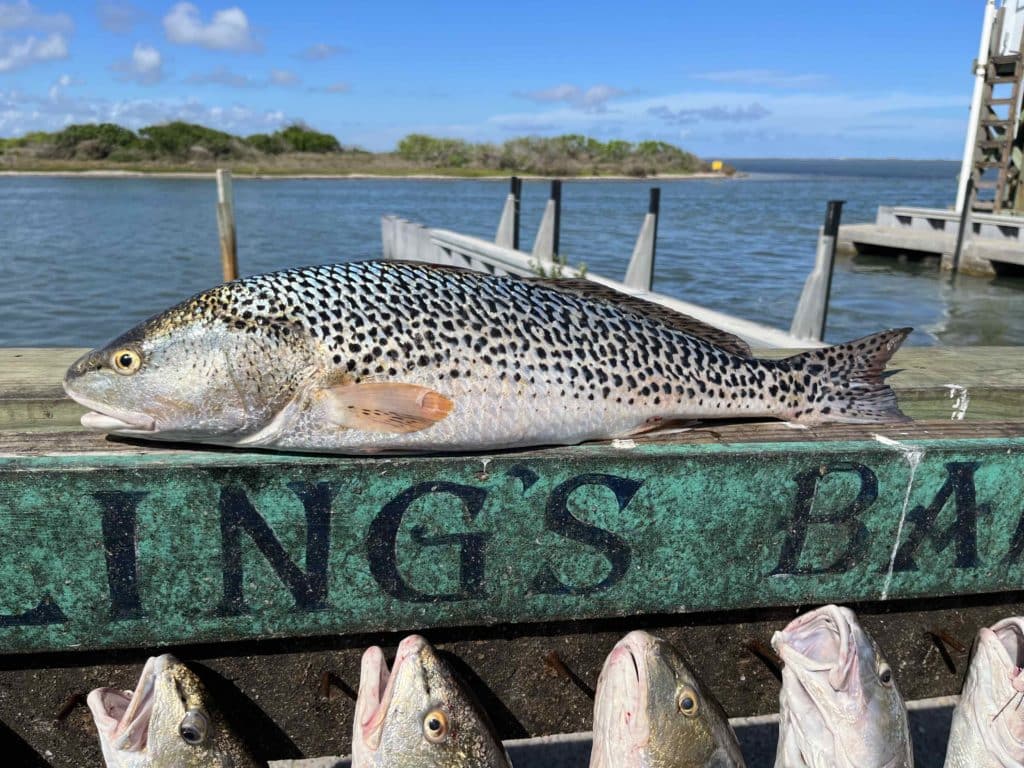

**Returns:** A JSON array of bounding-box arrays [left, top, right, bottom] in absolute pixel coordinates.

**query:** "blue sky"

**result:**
[[0, 1, 989, 157]]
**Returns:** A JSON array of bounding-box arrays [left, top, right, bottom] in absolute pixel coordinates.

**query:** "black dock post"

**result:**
[[649, 187, 661, 278], [819, 200, 844, 340], [511, 176, 522, 251], [551, 179, 562, 257]]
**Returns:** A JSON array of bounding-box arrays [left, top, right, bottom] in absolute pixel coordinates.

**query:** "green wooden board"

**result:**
[[1, 427, 1022, 653]]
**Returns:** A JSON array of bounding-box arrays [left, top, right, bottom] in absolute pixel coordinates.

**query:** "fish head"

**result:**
[[352, 635, 510, 768], [772, 605, 910, 768], [590, 630, 743, 768], [64, 287, 315, 441], [87, 654, 254, 768], [959, 617, 1024, 758]]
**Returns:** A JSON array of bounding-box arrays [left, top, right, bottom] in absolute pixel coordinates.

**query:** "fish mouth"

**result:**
[[773, 605, 856, 690], [357, 635, 427, 751], [63, 387, 157, 433], [987, 618, 1024, 668], [87, 654, 172, 753], [594, 631, 650, 740]]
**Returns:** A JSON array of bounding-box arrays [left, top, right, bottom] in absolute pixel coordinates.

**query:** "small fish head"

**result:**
[[87, 655, 240, 768], [353, 635, 510, 768], [591, 630, 742, 768], [773, 605, 909, 768], [64, 294, 313, 441]]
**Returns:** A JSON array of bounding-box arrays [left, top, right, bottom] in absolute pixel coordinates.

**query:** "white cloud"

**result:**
[[692, 70, 828, 89], [648, 103, 771, 124], [47, 72, 73, 101], [185, 66, 256, 87], [269, 68, 298, 86], [111, 43, 163, 85], [0, 32, 67, 72], [299, 42, 345, 60], [516, 83, 624, 113], [162, 3, 258, 52], [185, 67, 299, 88], [97, 1, 145, 34], [0, 1, 72, 32], [0, 87, 289, 136]]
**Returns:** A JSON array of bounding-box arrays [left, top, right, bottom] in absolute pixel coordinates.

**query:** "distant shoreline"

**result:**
[[0, 169, 738, 181]]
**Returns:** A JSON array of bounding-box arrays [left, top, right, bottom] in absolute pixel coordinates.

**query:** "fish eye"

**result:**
[[423, 709, 449, 743], [677, 686, 700, 717], [179, 709, 209, 745], [111, 348, 142, 375], [878, 664, 894, 687]]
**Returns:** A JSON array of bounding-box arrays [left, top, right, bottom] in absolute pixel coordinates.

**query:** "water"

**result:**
[[2, 160, 1021, 348]]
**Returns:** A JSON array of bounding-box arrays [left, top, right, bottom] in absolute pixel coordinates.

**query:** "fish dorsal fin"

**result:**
[[323, 382, 454, 433], [528, 277, 753, 357]]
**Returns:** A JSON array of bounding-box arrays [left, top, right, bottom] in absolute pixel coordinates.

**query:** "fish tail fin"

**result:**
[[779, 328, 912, 424]]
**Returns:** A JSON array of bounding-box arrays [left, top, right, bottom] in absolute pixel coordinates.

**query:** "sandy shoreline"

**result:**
[[0, 169, 739, 181]]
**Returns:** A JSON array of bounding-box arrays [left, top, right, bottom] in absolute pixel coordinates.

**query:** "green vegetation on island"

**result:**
[[0, 121, 731, 177]]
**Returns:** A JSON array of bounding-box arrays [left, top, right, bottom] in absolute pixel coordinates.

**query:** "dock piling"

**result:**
[[531, 180, 562, 263], [495, 176, 522, 250], [951, 178, 975, 275], [215, 168, 238, 282], [790, 200, 843, 342], [623, 187, 661, 291]]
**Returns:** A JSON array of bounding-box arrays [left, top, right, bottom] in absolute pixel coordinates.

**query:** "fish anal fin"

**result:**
[[323, 382, 453, 433]]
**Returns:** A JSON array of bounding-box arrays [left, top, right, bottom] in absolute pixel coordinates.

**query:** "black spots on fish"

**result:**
[[768, 384, 779, 397]]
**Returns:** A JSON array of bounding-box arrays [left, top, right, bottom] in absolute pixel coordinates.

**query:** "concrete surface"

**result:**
[[271, 697, 957, 768]]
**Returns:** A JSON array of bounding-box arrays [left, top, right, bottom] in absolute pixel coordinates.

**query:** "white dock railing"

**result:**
[[381, 215, 826, 349]]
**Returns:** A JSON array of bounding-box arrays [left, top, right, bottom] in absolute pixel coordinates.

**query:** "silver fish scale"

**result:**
[[189, 260, 789, 451]]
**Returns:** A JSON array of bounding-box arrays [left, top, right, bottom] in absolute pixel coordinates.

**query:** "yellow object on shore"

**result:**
[[711, 160, 723, 171]]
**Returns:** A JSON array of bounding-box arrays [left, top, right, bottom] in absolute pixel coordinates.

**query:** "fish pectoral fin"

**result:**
[[323, 382, 454, 433]]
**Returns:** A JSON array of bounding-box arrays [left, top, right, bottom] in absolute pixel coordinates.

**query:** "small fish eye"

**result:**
[[111, 349, 142, 375], [879, 665, 893, 686], [179, 709, 209, 745], [423, 709, 449, 743], [677, 686, 700, 717]]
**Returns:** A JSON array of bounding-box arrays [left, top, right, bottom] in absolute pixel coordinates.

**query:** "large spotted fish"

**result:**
[[63, 260, 910, 454]]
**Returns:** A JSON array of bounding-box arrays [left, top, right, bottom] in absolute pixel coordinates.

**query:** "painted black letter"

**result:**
[[94, 490, 148, 620], [772, 463, 875, 575], [367, 482, 490, 602], [217, 482, 334, 615], [892, 462, 987, 571], [530, 473, 638, 596]]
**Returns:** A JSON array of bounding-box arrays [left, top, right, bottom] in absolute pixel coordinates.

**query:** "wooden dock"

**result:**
[[3, 347, 1024, 765], [838, 205, 1024, 276]]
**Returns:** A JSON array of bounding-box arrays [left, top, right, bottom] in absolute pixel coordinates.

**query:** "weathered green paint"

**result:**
[[1, 432, 1022, 653]]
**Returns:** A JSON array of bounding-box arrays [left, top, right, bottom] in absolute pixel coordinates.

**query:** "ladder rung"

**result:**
[[973, 201, 996, 211], [987, 76, 1019, 84], [975, 180, 999, 188], [978, 139, 1009, 149], [988, 98, 1016, 105]]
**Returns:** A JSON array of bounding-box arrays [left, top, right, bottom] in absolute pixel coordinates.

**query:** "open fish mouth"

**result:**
[[987, 618, 1024, 669], [63, 388, 156, 432], [357, 635, 426, 750], [87, 654, 170, 753], [773, 605, 856, 690]]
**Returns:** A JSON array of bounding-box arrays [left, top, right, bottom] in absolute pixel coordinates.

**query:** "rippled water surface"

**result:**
[[2, 160, 1021, 347]]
